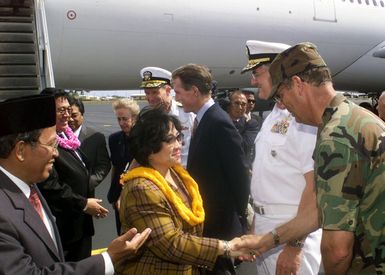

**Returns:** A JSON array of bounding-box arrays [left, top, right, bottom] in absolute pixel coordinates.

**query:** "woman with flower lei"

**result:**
[[116, 109, 248, 275]]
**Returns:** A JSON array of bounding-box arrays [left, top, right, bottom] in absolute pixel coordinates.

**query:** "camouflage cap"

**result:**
[[269, 42, 327, 99]]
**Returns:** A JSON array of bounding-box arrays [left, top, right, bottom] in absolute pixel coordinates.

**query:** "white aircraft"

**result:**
[[44, 0, 385, 93]]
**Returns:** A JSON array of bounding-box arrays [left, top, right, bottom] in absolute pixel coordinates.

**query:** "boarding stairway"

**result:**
[[0, 0, 54, 100]]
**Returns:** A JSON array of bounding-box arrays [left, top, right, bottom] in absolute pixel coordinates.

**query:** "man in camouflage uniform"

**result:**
[[376, 91, 385, 121], [237, 42, 385, 274]]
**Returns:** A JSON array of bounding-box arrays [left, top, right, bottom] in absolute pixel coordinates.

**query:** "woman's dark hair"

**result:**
[[68, 96, 85, 115], [41, 88, 68, 100], [129, 108, 182, 166]]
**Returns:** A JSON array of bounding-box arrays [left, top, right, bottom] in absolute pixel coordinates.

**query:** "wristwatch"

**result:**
[[288, 239, 304, 248], [270, 228, 280, 247], [223, 240, 231, 257]]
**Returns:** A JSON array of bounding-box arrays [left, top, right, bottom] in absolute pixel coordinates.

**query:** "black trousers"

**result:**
[[63, 236, 92, 261], [114, 207, 121, 236], [202, 256, 236, 275]]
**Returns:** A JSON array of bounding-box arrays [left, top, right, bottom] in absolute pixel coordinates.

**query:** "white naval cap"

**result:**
[[241, 40, 291, 74], [140, 67, 172, 88]]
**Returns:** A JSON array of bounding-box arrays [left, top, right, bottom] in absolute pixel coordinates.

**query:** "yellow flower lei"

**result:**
[[120, 165, 205, 226]]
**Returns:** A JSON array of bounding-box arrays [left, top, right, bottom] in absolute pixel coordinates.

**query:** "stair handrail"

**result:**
[[34, 0, 55, 89]]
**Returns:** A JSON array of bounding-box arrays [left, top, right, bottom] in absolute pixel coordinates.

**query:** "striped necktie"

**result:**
[[29, 185, 44, 221]]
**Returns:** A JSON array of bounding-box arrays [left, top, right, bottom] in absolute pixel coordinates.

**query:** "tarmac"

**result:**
[[85, 101, 259, 275]]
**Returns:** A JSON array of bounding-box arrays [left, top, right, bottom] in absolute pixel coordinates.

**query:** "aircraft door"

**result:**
[[313, 0, 337, 22]]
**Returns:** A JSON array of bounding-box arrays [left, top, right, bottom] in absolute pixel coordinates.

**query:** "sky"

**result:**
[[87, 89, 176, 97], [87, 90, 144, 97]]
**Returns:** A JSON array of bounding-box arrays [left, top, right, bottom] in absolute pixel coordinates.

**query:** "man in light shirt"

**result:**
[[140, 66, 195, 167], [241, 40, 322, 275]]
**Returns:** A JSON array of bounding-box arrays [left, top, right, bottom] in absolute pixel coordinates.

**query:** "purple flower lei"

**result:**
[[57, 126, 80, 150]]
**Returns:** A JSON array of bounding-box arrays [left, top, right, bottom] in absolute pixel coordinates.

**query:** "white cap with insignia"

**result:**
[[241, 40, 291, 74], [140, 67, 172, 88]]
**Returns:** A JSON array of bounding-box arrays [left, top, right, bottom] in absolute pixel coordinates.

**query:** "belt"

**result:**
[[252, 203, 298, 216]]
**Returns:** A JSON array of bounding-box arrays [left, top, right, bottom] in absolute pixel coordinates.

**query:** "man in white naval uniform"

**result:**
[[241, 40, 322, 275], [140, 67, 195, 167]]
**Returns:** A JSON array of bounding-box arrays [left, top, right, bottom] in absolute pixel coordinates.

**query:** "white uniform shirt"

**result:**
[[169, 99, 195, 167], [251, 105, 317, 206]]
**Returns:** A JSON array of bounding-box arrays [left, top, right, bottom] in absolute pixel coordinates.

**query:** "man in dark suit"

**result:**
[[172, 64, 250, 274], [69, 97, 111, 193], [38, 89, 109, 261], [227, 90, 260, 169], [0, 94, 151, 274]]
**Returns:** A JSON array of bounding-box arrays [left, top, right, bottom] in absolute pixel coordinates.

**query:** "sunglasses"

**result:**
[[164, 133, 184, 144]]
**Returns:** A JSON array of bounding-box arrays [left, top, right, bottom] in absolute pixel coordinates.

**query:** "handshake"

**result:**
[[222, 234, 272, 261]]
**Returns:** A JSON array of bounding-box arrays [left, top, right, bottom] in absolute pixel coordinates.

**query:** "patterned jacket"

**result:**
[[115, 171, 220, 274], [314, 94, 385, 274]]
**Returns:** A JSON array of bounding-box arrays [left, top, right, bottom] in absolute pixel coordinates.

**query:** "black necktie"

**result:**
[[192, 117, 198, 138]]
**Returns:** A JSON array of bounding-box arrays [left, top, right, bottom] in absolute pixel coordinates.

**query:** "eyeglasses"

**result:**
[[36, 139, 59, 153], [273, 76, 304, 103], [272, 93, 281, 103], [273, 84, 286, 103], [247, 99, 256, 104], [164, 133, 183, 144], [57, 107, 72, 115], [231, 101, 247, 107]]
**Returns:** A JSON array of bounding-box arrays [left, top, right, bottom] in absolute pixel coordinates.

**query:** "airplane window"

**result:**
[[349, 0, 353, 2], [373, 0, 377, 5], [365, 0, 369, 4], [358, 0, 362, 3], [381, 0, 384, 6]]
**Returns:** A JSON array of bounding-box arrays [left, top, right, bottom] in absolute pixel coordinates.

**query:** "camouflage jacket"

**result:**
[[314, 94, 385, 274]]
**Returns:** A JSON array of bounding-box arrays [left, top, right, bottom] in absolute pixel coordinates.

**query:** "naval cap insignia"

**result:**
[[143, 71, 152, 81]]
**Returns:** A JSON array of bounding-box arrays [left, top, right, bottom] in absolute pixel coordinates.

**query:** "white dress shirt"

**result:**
[[169, 99, 195, 167]]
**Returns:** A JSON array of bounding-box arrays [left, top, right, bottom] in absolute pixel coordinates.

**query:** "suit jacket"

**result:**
[[108, 131, 133, 203], [233, 117, 260, 168], [116, 174, 219, 275], [79, 125, 111, 195], [38, 147, 94, 245], [0, 170, 104, 274], [187, 104, 250, 240]]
